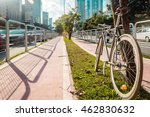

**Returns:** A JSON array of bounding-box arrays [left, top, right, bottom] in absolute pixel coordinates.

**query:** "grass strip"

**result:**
[[64, 37, 150, 100]]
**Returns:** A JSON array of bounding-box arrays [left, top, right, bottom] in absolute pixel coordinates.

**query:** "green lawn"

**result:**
[[64, 37, 150, 100]]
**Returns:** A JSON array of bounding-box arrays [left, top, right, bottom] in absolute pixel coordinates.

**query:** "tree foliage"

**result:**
[[54, 9, 80, 39], [110, 0, 150, 24], [81, 14, 113, 30]]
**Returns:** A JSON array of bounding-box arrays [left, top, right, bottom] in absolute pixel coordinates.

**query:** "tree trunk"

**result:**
[[110, 0, 130, 33], [68, 32, 72, 40], [119, 0, 130, 34], [119, 0, 135, 84]]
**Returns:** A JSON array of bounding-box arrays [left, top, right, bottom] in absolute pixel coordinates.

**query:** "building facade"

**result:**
[[33, 0, 42, 23], [42, 11, 49, 25], [85, 0, 90, 19], [24, 0, 34, 23], [90, 0, 103, 18], [24, 0, 42, 24], [0, 0, 22, 21], [76, 0, 85, 22], [49, 18, 52, 28], [0, 0, 7, 18], [76, 0, 103, 21]]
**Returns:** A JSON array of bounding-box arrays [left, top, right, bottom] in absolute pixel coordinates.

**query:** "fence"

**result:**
[[73, 22, 149, 43], [73, 28, 103, 43], [0, 17, 58, 63]]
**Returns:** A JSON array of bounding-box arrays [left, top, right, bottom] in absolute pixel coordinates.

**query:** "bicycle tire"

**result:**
[[95, 37, 103, 72], [110, 34, 143, 99]]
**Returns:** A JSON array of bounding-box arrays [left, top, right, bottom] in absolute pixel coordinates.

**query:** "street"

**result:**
[[138, 41, 150, 56]]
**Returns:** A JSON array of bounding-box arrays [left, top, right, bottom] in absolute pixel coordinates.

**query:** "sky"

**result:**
[[42, 0, 75, 23], [25, 0, 110, 23]]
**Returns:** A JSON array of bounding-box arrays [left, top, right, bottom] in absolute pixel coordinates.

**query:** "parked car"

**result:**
[[136, 28, 150, 42]]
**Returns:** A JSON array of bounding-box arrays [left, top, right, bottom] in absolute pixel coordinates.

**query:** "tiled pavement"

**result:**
[[0, 36, 74, 100]]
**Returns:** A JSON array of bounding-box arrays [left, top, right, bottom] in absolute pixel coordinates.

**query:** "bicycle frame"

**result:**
[[97, 14, 122, 63]]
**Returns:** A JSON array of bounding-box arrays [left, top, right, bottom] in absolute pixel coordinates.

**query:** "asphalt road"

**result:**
[[137, 41, 150, 56]]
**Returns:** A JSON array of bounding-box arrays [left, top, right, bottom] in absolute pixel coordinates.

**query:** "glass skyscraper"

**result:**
[[91, 0, 103, 17], [76, 0, 103, 21], [33, 0, 42, 23], [43, 11, 49, 25], [76, 0, 85, 21], [85, 0, 90, 19], [24, 0, 42, 24], [0, 0, 22, 21]]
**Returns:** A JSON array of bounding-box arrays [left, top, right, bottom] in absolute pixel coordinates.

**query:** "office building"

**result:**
[[0, 0, 22, 21], [24, 0, 34, 23], [76, 0, 103, 21], [49, 18, 52, 28], [42, 11, 49, 25], [33, 0, 42, 23], [24, 0, 42, 24], [0, 0, 7, 18], [85, 0, 90, 19], [76, 0, 85, 22], [90, 0, 103, 18]]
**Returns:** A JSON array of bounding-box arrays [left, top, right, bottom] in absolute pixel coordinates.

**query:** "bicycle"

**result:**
[[95, 0, 143, 99]]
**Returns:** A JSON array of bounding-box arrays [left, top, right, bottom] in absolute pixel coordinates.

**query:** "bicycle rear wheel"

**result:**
[[95, 37, 103, 72], [110, 34, 143, 99]]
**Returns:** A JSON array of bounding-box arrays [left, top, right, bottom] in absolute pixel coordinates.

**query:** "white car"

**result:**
[[136, 28, 150, 42]]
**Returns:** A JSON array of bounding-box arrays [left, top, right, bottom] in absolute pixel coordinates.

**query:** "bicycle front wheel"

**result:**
[[110, 34, 143, 99]]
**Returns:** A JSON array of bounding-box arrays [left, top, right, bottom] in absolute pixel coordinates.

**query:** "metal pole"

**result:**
[[91, 30, 92, 42], [40, 30, 42, 43], [43, 30, 46, 42], [95, 29, 97, 43], [34, 27, 37, 47], [25, 25, 28, 52], [6, 21, 10, 61]]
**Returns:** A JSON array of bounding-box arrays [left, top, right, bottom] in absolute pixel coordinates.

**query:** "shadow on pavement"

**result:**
[[0, 38, 60, 100]]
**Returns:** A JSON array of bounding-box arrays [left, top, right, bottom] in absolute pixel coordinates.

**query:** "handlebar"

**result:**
[[97, 24, 111, 30]]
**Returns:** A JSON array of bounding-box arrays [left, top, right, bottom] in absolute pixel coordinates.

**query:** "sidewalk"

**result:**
[[72, 37, 150, 92], [0, 36, 74, 100]]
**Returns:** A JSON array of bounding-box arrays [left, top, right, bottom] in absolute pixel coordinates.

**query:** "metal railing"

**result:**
[[0, 17, 58, 63], [73, 22, 150, 43]]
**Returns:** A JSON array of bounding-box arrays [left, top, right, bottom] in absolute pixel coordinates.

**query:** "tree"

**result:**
[[54, 18, 64, 34], [54, 9, 80, 39], [110, 0, 150, 26], [62, 11, 80, 39], [82, 14, 113, 30]]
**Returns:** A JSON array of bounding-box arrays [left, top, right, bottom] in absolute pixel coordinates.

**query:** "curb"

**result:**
[[62, 37, 77, 100]]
